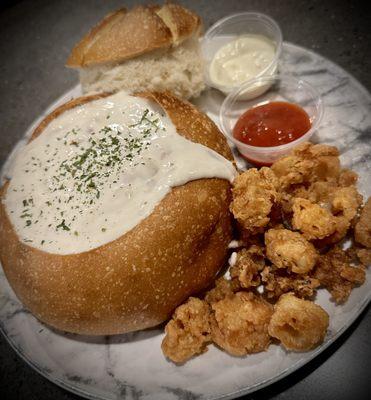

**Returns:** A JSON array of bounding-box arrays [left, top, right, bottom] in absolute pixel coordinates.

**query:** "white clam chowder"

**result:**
[[4, 92, 236, 254]]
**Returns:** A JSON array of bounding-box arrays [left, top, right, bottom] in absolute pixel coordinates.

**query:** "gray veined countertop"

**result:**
[[0, 1, 370, 400]]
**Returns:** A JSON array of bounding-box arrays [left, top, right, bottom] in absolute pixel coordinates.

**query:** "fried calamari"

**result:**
[[268, 293, 329, 351], [331, 186, 362, 222], [271, 142, 340, 189], [313, 247, 366, 303], [292, 198, 337, 240], [271, 143, 362, 242], [230, 245, 265, 288], [338, 169, 358, 187], [162, 297, 211, 363], [356, 248, 371, 266], [162, 141, 369, 364], [291, 142, 341, 182], [210, 292, 273, 356], [204, 277, 240, 304], [261, 266, 320, 300], [230, 168, 280, 234], [355, 197, 371, 248], [300, 184, 362, 233], [265, 228, 318, 274]]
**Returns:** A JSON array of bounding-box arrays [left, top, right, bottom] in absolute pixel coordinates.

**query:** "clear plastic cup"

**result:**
[[202, 12, 282, 96], [219, 75, 324, 166]]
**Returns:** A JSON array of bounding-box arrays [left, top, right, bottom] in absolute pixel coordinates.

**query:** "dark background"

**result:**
[[0, 0, 370, 399]]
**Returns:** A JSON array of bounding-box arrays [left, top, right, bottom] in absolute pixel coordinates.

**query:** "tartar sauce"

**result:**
[[4, 92, 236, 255], [209, 34, 276, 87]]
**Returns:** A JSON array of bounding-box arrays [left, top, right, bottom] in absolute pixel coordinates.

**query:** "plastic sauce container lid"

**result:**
[[202, 12, 283, 96]]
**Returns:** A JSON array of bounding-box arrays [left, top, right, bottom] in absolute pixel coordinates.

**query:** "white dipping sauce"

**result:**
[[209, 34, 276, 87], [4, 92, 236, 255]]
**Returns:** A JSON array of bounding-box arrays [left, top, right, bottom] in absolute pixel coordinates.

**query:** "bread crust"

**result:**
[[67, 4, 201, 68], [155, 3, 201, 44], [0, 92, 233, 335]]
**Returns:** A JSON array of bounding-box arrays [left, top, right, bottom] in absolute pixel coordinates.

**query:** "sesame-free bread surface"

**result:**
[[66, 3, 201, 68], [0, 92, 233, 335]]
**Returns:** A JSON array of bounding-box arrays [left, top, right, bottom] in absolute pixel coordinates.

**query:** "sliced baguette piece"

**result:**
[[155, 2, 201, 45], [0, 91, 233, 335], [67, 3, 201, 68]]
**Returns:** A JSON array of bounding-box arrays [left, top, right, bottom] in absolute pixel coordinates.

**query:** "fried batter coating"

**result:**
[[331, 186, 363, 222], [306, 182, 331, 203], [292, 142, 340, 182], [204, 277, 240, 304], [355, 197, 371, 248], [271, 155, 313, 189], [356, 248, 371, 266], [237, 229, 265, 250], [268, 293, 329, 351], [323, 217, 351, 245], [265, 229, 318, 274], [313, 247, 366, 303], [230, 245, 265, 288], [292, 198, 337, 240], [230, 168, 280, 234], [271, 142, 340, 189], [210, 292, 273, 356], [328, 187, 363, 244], [162, 297, 211, 363], [290, 185, 361, 245], [338, 169, 358, 187], [261, 266, 320, 300], [280, 182, 331, 215], [280, 191, 297, 215]]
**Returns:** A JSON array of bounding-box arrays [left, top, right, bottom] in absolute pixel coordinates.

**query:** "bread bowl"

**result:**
[[67, 3, 205, 99], [0, 90, 235, 335]]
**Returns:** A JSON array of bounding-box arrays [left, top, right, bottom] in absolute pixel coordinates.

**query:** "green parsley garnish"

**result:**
[[56, 219, 70, 231]]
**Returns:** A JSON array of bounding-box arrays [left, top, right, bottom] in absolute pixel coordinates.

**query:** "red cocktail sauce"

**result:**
[[233, 101, 311, 165]]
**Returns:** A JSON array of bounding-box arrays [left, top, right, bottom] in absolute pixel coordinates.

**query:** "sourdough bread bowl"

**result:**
[[0, 91, 234, 335], [67, 3, 205, 99]]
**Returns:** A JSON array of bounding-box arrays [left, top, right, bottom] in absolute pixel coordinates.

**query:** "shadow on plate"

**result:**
[[47, 322, 164, 345]]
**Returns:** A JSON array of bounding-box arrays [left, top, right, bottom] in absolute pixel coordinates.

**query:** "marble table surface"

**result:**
[[0, 1, 370, 400]]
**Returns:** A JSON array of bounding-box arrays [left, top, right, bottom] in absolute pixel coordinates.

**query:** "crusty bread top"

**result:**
[[67, 3, 202, 68], [155, 3, 201, 45], [0, 91, 233, 335]]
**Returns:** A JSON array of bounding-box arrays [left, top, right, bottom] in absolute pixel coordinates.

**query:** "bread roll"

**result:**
[[0, 91, 234, 335], [67, 3, 205, 99]]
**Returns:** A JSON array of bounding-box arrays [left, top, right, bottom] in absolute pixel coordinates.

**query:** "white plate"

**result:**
[[1, 42, 370, 400]]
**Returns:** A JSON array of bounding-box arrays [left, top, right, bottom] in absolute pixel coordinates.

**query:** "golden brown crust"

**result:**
[[265, 228, 318, 274], [155, 3, 201, 44], [0, 91, 233, 335], [268, 293, 329, 351], [203, 277, 240, 304], [66, 3, 202, 68], [161, 297, 211, 363], [313, 247, 366, 303], [261, 265, 320, 300], [355, 197, 371, 248], [292, 198, 338, 240], [230, 168, 280, 234], [230, 246, 265, 289], [210, 292, 273, 356]]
